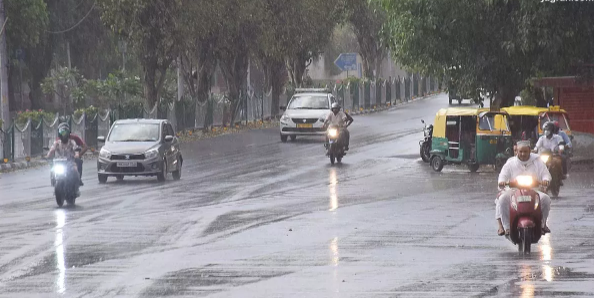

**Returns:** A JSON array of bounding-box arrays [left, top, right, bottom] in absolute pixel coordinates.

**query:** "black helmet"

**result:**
[[58, 123, 71, 142], [543, 121, 555, 137]]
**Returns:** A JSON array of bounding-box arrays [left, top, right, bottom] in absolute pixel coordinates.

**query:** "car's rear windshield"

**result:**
[[288, 95, 329, 109], [108, 123, 160, 142]]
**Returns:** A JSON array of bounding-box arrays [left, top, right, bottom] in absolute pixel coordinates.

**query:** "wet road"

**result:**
[[1, 94, 594, 297]]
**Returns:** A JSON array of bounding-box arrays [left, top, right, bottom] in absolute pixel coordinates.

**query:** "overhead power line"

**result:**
[[46, 0, 97, 34]]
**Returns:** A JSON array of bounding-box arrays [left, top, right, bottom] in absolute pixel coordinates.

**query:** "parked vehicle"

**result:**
[[419, 119, 433, 162]]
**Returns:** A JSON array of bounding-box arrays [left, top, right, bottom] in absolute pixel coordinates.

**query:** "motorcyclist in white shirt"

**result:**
[[496, 140, 552, 236]]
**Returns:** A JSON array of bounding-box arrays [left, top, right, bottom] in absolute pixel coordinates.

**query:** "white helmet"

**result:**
[[331, 103, 341, 111]]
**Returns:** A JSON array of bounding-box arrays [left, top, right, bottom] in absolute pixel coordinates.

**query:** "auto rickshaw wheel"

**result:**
[[468, 163, 479, 173], [431, 156, 444, 172], [495, 159, 505, 173]]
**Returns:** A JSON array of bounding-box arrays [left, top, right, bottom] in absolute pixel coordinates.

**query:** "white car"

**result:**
[[279, 89, 337, 142]]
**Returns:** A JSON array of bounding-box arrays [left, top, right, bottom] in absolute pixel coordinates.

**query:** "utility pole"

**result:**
[[0, 1, 9, 130]]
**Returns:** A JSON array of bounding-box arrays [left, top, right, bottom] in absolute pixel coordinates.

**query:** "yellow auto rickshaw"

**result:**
[[501, 106, 573, 147], [429, 108, 514, 172]]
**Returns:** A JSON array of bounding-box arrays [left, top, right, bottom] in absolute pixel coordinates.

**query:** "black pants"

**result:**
[[341, 128, 350, 148], [75, 158, 83, 178]]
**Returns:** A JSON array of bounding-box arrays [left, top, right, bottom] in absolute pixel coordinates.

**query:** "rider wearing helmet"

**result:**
[[552, 121, 571, 178], [534, 121, 563, 154], [46, 124, 82, 184], [55, 122, 87, 185], [324, 103, 354, 150]]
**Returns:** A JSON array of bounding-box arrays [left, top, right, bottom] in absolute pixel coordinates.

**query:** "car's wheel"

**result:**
[[280, 134, 288, 143], [98, 174, 108, 184], [431, 155, 444, 172], [157, 158, 167, 182], [290, 135, 297, 141], [116, 175, 124, 182], [172, 157, 182, 180]]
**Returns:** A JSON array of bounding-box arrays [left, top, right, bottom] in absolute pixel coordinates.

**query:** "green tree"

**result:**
[[98, 0, 185, 108], [283, 0, 343, 87], [344, 0, 388, 80], [378, 0, 594, 107], [4, 0, 49, 110], [41, 67, 84, 114]]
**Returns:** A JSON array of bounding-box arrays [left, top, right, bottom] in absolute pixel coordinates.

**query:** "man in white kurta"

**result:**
[[496, 141, 552, 235]]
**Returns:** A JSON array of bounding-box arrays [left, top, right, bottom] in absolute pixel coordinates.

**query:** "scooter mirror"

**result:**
[[421, 119, 425, 124]]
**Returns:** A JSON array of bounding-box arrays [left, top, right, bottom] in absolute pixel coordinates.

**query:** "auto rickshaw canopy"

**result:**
[[432, 108, 511, 138]]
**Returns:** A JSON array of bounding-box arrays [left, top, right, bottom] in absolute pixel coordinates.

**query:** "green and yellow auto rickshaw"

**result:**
[[501, 105, 573, 147], [429, 108, 514, 172]]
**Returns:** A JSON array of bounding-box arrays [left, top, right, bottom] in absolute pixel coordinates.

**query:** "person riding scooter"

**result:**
[[46, 124, 83, 188], [496, 141, 552, 236], [535, 121, 566, 179], [324, 103, 354, 151], [56, 122, 87, 186]]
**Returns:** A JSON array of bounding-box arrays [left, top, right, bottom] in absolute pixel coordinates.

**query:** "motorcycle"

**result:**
[[500, 175, 544, 254], [539, 143, 565, 198], [419, 119, 433, 162], [325, 125, 346, 165], [46, 147, 81, 207]]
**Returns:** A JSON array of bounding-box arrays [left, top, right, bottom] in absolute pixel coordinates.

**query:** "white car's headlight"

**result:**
[[54, 164, 66, 175], [328, 128, 338, 138], [280, 114, 290, 122], [540, 154, 550, 163], [145, 149, 159, 160], [99, 148, 111, 159]]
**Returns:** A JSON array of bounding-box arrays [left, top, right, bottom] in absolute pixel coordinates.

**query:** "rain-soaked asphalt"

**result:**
[[1, 94, 594, 298]]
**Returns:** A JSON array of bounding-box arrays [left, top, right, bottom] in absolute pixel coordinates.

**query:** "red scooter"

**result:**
[[500, 175, 543, 254]]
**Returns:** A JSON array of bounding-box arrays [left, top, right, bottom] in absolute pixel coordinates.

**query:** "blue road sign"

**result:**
[[334, 53, 358, 72]]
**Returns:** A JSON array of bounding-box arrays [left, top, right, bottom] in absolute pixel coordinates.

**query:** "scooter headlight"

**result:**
[[328, 128, 338, 138], [540, 154, 550, 163], [516, 175, 534, 187], [54, 164, 66, 176], [558, 145, 565, 152]]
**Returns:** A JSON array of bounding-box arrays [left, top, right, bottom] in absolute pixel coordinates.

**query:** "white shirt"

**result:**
[[325, 111, 348, 127], [498, 153, 551, 185], [535, 135, 563, 153]]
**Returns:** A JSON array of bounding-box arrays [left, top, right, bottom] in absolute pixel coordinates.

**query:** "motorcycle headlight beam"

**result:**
[[54, 164, 66, 175], [328, 129, 338, 138], [540, 155, 550, 163]]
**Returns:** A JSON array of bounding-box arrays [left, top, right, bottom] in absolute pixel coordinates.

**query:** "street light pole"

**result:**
[[0, 2, 9, 130]]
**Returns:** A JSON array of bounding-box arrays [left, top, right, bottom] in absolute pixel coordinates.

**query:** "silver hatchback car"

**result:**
[[97, 119, 183, 183]]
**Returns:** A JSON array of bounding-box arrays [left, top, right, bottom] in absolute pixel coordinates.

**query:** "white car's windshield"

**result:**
[[288, 95, 329, 110], [108, 124, 160, 142]]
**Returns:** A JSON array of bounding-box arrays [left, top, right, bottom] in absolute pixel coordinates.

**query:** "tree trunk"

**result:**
[[494, 84, 521, 108]]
